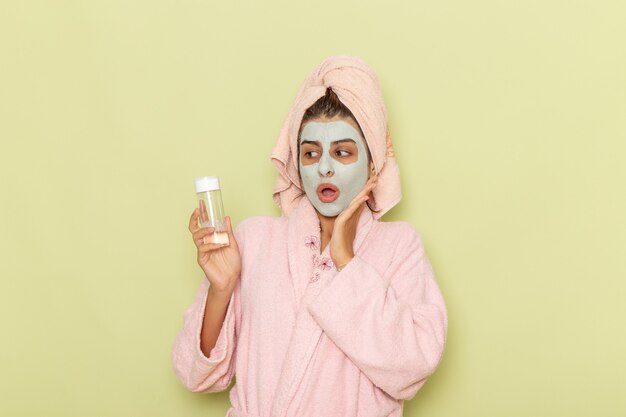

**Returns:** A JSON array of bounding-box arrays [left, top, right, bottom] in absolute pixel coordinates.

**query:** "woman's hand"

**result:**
[[188, 210, 242, 296], [329, 175, 378, 270]]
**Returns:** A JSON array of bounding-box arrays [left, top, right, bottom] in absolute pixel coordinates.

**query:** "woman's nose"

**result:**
[[318, 153, 334, 177]]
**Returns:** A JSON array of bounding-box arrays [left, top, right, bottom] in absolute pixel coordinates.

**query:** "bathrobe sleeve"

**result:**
[[308, 224, 448, 401], [170, 225, 244, 393]]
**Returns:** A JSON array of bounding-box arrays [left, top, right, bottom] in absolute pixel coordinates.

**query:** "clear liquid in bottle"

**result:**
[[195, 176, 229, 246]]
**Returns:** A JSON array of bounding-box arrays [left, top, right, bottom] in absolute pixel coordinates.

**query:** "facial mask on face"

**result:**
[[298, 120, 369, 217]]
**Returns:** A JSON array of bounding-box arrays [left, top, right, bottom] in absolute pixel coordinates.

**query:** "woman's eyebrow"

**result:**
[[300, 140, 319, 146], [301, 139, 357, 146], [333, 139, 356, 145]]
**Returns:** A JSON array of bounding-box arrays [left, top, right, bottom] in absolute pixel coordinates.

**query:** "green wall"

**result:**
[[1, 1, 624, 415]]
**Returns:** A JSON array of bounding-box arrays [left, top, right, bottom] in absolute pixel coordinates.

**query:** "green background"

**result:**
[[1, 0, 624, 416]]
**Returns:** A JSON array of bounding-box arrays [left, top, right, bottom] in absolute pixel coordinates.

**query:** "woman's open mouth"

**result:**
[[316, 183, 340, 203]]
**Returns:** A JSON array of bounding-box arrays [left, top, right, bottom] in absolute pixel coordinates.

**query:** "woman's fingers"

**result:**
[[338, 176, 378, 222], [199, 199, 209, 224], [355, 175, 378, 201], [341, 190, 370, 220], [349, 176, 378, 209], [189, 208, 199, 233], [225, 216, 235, 239], [192, 226, 215, 245], [342, 195, 369, 221], [365, 174, 379, 193], [198, 241, 228, 252]]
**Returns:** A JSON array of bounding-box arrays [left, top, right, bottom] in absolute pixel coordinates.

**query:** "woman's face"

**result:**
[[298, 115, 371, 217]]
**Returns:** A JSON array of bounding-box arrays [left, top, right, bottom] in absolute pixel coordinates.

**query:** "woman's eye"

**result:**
[[336, 150, 351, 157], [305, 151, 320, 158]]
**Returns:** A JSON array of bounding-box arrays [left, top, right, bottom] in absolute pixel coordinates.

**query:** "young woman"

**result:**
[[172, 55, 448, 417]]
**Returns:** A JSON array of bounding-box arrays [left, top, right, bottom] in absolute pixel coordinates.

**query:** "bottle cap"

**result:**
[[195, 176, 221, 192]]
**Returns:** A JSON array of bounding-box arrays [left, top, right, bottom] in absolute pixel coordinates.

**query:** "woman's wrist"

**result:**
[[335, 256, 354, 271], [207, 286, 233, 304]]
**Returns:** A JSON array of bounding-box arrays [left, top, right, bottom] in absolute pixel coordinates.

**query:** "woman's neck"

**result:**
[[317, 213, 336, 253]]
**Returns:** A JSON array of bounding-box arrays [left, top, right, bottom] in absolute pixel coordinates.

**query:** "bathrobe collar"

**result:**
[[286, 195, 375, 310], [271, 196, 376, 416]]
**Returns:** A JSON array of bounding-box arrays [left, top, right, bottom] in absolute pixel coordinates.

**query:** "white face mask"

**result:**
[[298, 120, 369, 217]]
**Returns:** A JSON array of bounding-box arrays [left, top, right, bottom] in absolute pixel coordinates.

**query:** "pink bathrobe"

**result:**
[[171, 195, 448, 416]]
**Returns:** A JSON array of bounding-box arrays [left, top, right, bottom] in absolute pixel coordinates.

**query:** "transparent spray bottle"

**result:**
[[194, 176, 229, 245]]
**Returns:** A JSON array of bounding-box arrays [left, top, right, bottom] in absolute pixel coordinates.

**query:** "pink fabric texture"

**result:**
[[271, 54, 401, 220], [171, 196, 448, 416]]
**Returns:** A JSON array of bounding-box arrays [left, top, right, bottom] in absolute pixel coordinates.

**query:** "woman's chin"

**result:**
[[315, 209, 338, 219], [311, 200, 341, 218]]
